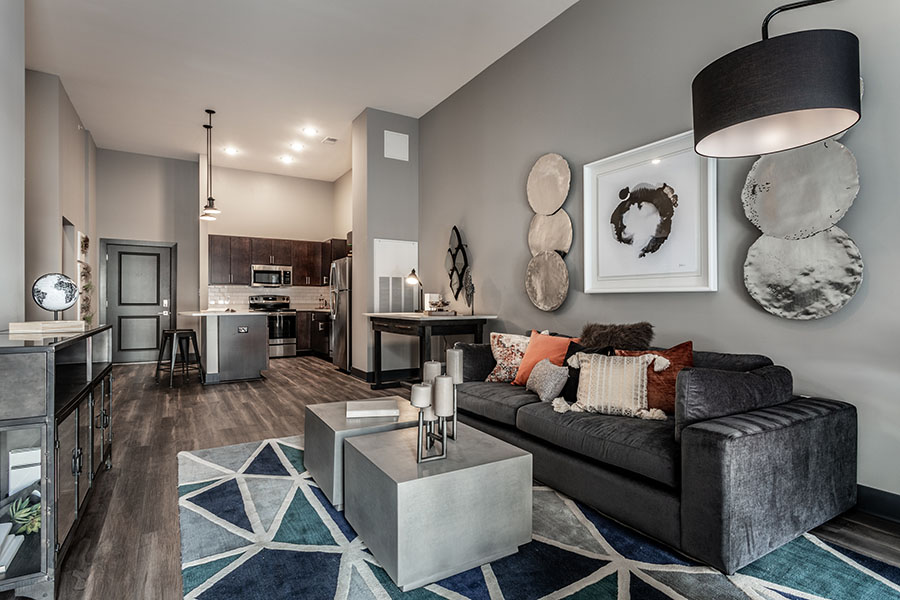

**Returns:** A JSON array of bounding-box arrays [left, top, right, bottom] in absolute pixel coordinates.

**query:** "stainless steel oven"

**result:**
[[251, 264, 292, 287], [249, 295, 296, 358]]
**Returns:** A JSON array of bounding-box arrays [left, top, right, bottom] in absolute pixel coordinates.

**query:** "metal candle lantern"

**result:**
[[410, 383, 447, 463]]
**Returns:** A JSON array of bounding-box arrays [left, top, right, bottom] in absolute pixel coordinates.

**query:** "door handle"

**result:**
[[157, 310, 169, 316]]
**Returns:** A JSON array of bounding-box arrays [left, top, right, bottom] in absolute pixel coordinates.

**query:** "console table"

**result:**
[[0, 325, 114, 600], [364, 313, 497, 390]]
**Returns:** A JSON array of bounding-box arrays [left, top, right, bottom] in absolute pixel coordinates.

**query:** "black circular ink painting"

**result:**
[[610, 183, 679, 258]]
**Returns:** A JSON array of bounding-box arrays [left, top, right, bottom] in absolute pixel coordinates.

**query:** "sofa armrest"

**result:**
[[675, 365, 793, 440], [453, 342, 496, 382], [680, 397, 857, 573]]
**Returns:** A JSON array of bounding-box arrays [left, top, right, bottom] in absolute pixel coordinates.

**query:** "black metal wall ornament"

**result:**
[[446, 226, 469, 301], [691, 0, 860, 158]]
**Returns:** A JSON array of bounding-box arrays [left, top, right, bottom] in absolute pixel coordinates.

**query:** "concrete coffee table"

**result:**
[[304, 397, 419, 509], [344, 423, 532, 591]]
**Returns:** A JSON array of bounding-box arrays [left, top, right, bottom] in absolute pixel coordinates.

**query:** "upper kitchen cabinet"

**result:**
[[320, 239, 349, 285], [230, 237, 252, 285], [272, 240, 293, 266], [251, 238, 273, 265], [292, 240, 323, 286], [209, 235, 231, 284]]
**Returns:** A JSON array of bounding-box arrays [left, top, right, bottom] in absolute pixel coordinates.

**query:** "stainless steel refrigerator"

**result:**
[[329, 257, 351, 372]]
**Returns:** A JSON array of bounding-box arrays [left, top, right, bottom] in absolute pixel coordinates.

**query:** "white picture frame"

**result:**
[[583, 131, 717, 293]]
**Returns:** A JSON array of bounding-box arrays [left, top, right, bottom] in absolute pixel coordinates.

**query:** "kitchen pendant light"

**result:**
[[691, 0, 860, 158], [200, 109, 221, 220]]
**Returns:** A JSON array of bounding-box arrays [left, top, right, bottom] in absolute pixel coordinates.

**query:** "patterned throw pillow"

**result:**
[[485, 332, 531, 382], [525, 358, 569, 402], [561, 343, 614, 403], [616, 341, 693, 414], [558, 352, 669, 419]]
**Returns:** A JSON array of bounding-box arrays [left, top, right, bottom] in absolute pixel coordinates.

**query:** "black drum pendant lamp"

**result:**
[[200, 109, 221, 221], [692, 0, 860, 158]]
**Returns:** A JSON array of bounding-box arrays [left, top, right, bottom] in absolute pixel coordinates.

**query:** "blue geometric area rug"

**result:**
[[177, 437, 900, 599]]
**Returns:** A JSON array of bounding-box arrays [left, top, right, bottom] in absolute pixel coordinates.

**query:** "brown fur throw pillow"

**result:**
[[580, 322, 653, 351]]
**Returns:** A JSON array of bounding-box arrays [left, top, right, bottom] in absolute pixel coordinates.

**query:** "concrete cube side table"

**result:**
[[304, 397, 419, 509], [344, 423, 532, 591]]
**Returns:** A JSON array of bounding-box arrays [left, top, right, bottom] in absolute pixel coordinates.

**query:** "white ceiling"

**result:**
[[25, 0, 578, 182]]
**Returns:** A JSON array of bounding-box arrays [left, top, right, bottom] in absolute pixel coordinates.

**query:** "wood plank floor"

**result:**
[[12, 355, 895, 599], [52, 356, 408, 600]]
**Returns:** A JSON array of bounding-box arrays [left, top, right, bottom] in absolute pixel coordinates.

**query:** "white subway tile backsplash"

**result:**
[[207, 285, 329, 310]]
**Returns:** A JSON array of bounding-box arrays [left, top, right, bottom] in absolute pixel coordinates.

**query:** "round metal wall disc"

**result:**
[[527, 153, 571, 215], [744, 227, 863, 320], [525, 251, 569, 312], [528, 210, 573, 257], [742, 140, 859, 240]]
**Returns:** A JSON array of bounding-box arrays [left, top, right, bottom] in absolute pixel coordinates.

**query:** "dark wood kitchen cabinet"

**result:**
[[292, 240, 323, 286], [320, 238, 348, 286], [296, 311, 312, 350], [311, 311, 331, 357], [272, 239, 293, 265], [208, 235, 231, 284], [251, 238, 273, 265], [230, 236, 252, 285]]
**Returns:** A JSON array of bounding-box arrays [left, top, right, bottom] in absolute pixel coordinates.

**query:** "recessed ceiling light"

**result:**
[[223, 146, 239, 155], [289, 142, 304, 152], [651, 158, 661, 165], [302, 126, 318, 137], [279, 155, 294, 164]]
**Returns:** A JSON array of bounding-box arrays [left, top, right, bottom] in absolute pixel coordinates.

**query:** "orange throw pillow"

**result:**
[[512, 331, 575, 386], [616, 341, 693, 413]]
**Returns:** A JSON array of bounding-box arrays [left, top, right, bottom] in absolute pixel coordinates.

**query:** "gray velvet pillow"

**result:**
[[453, 342, 496, 382], [526, 358, 569, 402], [675, 365, 793, 440]]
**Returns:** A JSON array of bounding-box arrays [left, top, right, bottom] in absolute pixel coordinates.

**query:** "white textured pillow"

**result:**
[[562, 352, 669, 420], [485, 332, 531, 382], [526, 358, 569, 402]]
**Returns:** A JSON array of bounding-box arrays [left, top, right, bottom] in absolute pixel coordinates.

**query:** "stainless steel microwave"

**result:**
[[251, 265, 292, 287]]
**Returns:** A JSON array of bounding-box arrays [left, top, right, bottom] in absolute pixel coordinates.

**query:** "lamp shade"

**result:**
[[692, 29, 860, 158]]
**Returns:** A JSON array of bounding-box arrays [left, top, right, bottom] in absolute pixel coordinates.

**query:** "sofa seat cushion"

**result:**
[[516, 401, 679, 488], [457, 382, 541, 426]]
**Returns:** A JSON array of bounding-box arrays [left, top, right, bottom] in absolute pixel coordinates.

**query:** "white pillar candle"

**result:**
[[422, 404, 437, 422], [433, 375, 454, 417], [422, 360, 442, 384], [446, 348, 464, 385], [410, 383, 432, 408]]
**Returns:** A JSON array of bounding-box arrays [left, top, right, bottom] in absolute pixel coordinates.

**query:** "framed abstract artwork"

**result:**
[[583, 131, 717, 293]]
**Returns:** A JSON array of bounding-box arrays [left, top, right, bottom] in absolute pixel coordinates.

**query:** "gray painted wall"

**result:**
[[96, 149, 200, 320], [24, 70, 96, 321], [418, 0, 900, 496], [206, 165, 335, 240], [0, 1, 25, 327], [351, 108, 420, 372], [333, 169, 352, 239]]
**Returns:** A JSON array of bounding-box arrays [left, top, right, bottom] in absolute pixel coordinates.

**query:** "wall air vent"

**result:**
[[321, 137, 338, 145]]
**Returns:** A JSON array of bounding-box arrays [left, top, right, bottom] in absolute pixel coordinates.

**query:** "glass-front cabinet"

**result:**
[[0, 325, 113, 599]]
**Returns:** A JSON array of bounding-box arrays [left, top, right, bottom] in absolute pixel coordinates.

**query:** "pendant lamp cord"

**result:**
[[762, 0, 834, 39], [205, 109, 215, 201]]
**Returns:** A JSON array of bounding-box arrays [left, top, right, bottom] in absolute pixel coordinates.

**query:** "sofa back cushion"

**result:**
[[675, 365, 794, 440], [454, 342, 496, 382], [691, 350, 773, 371]]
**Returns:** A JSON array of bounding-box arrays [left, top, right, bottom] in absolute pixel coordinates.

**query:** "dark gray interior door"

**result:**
[[106, 244, 173, 363]]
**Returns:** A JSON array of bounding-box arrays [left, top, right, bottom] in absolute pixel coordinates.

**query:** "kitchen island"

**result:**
[[177, 311, 268, 383]]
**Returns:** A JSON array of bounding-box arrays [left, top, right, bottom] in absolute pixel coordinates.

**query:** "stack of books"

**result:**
[[0, 522, 22, 576]]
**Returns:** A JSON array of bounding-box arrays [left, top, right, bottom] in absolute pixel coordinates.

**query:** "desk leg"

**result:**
[[475, 323, 484, 344], [420, 327, 432, 379], [372, 329, 383, 389]]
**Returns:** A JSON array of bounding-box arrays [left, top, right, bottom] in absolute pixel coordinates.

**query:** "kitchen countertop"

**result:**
[[177, 310, 266, 317], [364, 312, 497, 321]]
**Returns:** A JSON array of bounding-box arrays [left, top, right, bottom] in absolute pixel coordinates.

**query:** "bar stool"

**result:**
[[155, 329, 205, 387]]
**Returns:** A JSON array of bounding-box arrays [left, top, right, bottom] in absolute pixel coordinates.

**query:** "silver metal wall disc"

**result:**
[[525, 250, 569, 311], [742, 139, 859, 240], [744, 227, 863, 320], [526, 153, 571, 215], [528, 210, 573, 257]]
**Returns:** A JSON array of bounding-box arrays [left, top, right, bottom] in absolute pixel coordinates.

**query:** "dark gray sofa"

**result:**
[[454, 343, 858, 573]]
